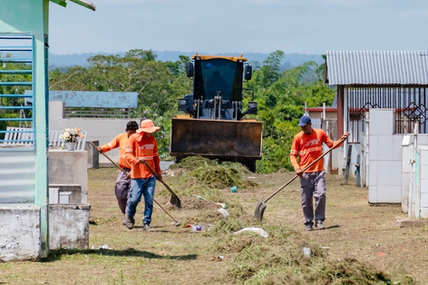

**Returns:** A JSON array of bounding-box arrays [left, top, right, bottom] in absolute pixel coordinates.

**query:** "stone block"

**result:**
[[0, 205, 41, 261], [49, 204, 91, 250], [396, 218, 427, 228], [48, 150, 88, 203], [49, 184, 82, 204]]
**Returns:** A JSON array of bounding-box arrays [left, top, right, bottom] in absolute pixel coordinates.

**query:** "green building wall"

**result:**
[[0, 0, 50, 256]]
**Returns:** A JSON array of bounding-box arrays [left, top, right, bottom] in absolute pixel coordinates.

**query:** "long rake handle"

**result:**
[[88, 141, 180, 223], [143, 161, 179, 199], [89, 141, 128, 175], [263, 137, 347, 204], [153, 199, 180, 224]]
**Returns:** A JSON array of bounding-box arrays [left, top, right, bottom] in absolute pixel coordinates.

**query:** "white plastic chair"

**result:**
[[4, 127, 33, 145]]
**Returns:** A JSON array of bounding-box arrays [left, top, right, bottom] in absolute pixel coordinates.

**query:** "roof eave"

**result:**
[[50, 0, 96, 11], [69, 0, 96, 11], [50, 0, 67, 8]]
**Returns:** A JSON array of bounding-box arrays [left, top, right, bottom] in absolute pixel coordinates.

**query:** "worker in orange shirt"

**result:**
[[290, 115, 349, 231], [96, 121, 139, 216], [123, 119, 162, 231]]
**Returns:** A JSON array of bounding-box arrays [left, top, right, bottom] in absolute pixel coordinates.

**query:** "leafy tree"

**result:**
[[0, 54, 33, 133], [251, 53, 334, 173], [164, 55, 190, 76], [316, 54, 326, 81], [257, 50, 284, 89]]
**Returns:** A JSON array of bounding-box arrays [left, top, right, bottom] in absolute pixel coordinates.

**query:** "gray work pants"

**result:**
[[115, 168, 131, 215], [300, 171, 326, 226]]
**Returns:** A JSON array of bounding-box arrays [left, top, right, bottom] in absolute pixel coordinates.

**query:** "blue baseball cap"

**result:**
[[297, 115, 311, 127]]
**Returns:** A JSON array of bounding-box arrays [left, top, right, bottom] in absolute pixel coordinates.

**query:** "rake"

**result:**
[[254, 137, 347, 222]]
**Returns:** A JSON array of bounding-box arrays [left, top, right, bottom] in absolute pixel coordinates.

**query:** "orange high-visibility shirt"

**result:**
[[100, 133, 132, 169], [125, 133, 161, 179], [290, 129, 342, 173]]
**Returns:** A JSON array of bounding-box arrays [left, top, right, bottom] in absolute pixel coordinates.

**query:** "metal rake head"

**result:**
[[254, 199, 267, 222], [170, 194, 182, 210]]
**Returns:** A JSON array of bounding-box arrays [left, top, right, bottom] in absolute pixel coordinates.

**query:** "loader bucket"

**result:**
[[170, 117, 262, 159]]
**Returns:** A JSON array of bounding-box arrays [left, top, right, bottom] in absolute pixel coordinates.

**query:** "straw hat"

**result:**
[[137, 119, 160, 134]]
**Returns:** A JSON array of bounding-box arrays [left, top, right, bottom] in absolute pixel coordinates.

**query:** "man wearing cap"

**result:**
[[290, 115, 349, 231], [124, 119, 162, 231], [95, 120, 139, 217]]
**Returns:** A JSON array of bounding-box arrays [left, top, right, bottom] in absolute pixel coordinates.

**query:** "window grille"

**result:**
[[0, 33, 35, 150]]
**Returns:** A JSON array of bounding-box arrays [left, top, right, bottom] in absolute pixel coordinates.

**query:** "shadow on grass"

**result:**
[[133, 225, 180, 232], [325, 224, 341, 230], [42, 248, 197, 262]]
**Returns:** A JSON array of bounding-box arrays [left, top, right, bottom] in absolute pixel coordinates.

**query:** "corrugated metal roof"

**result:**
[[325, 51, 428, 86]]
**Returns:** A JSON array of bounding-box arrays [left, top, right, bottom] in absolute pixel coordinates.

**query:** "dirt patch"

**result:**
[[180, 196, 220, 211]]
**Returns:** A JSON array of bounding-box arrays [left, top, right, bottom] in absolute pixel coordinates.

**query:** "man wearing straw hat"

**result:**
[[124, 119, 162, 231]]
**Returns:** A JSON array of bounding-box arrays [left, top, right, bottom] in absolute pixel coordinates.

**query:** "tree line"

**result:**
[[1, 49, 335, 173], [49, 50, 336, 173]]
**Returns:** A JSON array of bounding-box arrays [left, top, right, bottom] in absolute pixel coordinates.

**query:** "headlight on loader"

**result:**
[[178, 98, 188, 112], [247, 101, 258, 114]]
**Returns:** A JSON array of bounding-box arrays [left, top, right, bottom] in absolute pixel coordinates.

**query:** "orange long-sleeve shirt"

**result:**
[[125, 133, 161, 179], [290, 129, 342, 173], [100, 133, 132, 169]]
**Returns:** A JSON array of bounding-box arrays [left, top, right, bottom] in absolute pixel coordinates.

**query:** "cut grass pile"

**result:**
[[209, 221, 416, 284], [169, 156, 257, 190]]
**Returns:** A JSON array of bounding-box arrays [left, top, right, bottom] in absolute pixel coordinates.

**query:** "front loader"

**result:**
[[170, 54, 262, 172]]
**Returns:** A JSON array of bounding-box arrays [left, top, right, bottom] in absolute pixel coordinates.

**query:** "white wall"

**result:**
[[0, 152, 35, 203], [405, 143, 428, 218], [399, 134, 428, 214], [48, 150, 88, 203], [402, 138, 412, 213], [367, 109, 404, 204]]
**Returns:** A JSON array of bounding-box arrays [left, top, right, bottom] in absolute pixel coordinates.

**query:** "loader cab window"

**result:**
[[193, 58, 243, 101], [209, 71, 228, 97]]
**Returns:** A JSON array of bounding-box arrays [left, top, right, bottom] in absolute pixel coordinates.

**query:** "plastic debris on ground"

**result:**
[[217, 208, 229, 218], [91, 244, 112, 250], [303, 247, 311, 258], [234, 227, 269, 238], [186, 224, 207, 231]]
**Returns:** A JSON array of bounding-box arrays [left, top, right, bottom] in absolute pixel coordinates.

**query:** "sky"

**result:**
[[49, 0, 428, 56]]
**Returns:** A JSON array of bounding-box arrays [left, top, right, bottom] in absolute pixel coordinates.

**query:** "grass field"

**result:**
[[0, 159, 427, 284]]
